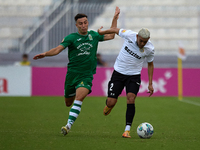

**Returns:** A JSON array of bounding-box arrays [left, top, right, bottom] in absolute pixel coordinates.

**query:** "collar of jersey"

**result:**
[[135, 34, 147, 50], [135, 34, 137, 43], [76, 31, 88, 36], [135, 34, 139, 47]]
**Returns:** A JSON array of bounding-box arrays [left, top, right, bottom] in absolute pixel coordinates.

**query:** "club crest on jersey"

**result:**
[[139, 48, 144, 53], [88, 34, 93, 40], [121, 30, 126, 33]]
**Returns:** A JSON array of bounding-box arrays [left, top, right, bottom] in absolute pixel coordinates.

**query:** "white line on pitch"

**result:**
[[179, 99, 200, 106]]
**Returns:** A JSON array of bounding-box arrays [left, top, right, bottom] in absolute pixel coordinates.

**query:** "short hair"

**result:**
[[138, 28, 150, 39], [74, 14, 88, 21], [22, 54, 28, 58]]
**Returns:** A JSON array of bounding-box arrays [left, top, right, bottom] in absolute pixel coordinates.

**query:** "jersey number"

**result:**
[[110, 83, 114, 91]]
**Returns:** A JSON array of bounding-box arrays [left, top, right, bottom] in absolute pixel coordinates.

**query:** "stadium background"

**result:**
[[0, 0, 200, 97], [0, 1, 200, 150]]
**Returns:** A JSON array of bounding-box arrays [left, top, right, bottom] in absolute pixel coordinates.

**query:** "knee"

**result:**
[[65, 101, 72, 107], [65, 97, 74, 107], [106, 98, 117, 108], [127, 93, 136, 104]]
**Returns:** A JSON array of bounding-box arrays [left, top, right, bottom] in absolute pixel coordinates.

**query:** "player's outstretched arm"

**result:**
[[103, 6, 120, 41], [33, 45, 64, 60], [147, 61, 154, 97], [110, 6, 120, 33]]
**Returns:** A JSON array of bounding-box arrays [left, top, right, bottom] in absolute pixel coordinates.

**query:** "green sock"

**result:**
[[66, 100, 82, 129]]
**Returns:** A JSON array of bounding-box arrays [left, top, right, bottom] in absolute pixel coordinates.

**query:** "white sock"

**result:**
[[125, 125, 131, 131], [66, 100, 83, 130]]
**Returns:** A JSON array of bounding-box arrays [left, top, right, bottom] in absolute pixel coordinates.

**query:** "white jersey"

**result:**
[[114, 29, 155, 75]]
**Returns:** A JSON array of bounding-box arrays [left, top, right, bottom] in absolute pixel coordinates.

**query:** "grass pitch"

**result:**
[[0, 96, 200, 150]]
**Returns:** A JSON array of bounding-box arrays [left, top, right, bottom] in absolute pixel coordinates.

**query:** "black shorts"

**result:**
[[107, 70, 141, 99]]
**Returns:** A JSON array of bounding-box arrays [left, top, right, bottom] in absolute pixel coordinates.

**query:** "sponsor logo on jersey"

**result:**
[[124, 46, 141, 59], [80, 46, 91, 51], [77, 43, 93, 56], [77, 51, 90, 56], [128, 40, 133, 43], [77, 43, 93, 49], [121, 30, 126, 33]]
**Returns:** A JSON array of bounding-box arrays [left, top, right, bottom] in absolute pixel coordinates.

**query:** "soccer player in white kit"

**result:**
[[98, 26, 154, 138]]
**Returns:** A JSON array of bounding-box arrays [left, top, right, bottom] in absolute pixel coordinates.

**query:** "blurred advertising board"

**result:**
[[1, 66, 199, 97], [32, 67, 200, 97], [0, 66, 31, 96]]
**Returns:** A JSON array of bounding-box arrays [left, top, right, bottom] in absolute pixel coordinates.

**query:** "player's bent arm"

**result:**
[[100, 7, 120, 41], [103, 33, 115, 41], [98, 27, 120, 36], [33, 45, 65, 60], [103, 6, 120, 41], [102, 28, 120, 41]]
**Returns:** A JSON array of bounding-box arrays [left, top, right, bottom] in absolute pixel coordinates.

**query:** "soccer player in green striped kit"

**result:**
[[33, 7, 120, 135]]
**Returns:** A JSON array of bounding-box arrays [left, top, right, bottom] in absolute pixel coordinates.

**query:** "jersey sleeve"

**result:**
[[118, 29, 134, 40], [146, 49, 155, 62], [89, 30, 104, 42], [60, 35, 73, 49], [98, 34, 104, 42], [93, 30, 104, 41]]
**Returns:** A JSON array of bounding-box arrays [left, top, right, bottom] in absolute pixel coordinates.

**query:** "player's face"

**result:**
[[136, 35, 149, 49], [22, 56, 28, 62], [76, 17, 88, 35]]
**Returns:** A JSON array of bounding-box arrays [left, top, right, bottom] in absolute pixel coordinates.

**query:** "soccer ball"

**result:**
[[137, 122, 154, 139]]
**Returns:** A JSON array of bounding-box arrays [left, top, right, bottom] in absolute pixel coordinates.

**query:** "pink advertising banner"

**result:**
[[92, 68, 178, 96], [32, 67, 67, 96], [32, 67, 200, 97]]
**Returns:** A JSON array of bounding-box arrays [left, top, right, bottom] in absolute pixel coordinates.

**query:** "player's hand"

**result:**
[[33, 53, 46, 60], [114, 6, 120, 19], [147, 84, 154, 97], [98, 26, 104, 35]]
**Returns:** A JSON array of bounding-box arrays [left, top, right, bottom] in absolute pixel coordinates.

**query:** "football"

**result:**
[[137, 122, 154, 139]]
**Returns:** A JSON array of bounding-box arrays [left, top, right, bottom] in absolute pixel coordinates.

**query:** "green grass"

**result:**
[[0, 96, 200, 150]]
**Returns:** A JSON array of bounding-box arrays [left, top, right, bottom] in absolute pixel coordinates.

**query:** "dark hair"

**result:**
[[74, 13, 87, 21], [22, 54, 28, 58]]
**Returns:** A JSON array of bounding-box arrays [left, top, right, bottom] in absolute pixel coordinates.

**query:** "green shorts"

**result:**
[[64, 71, 93, 98]]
